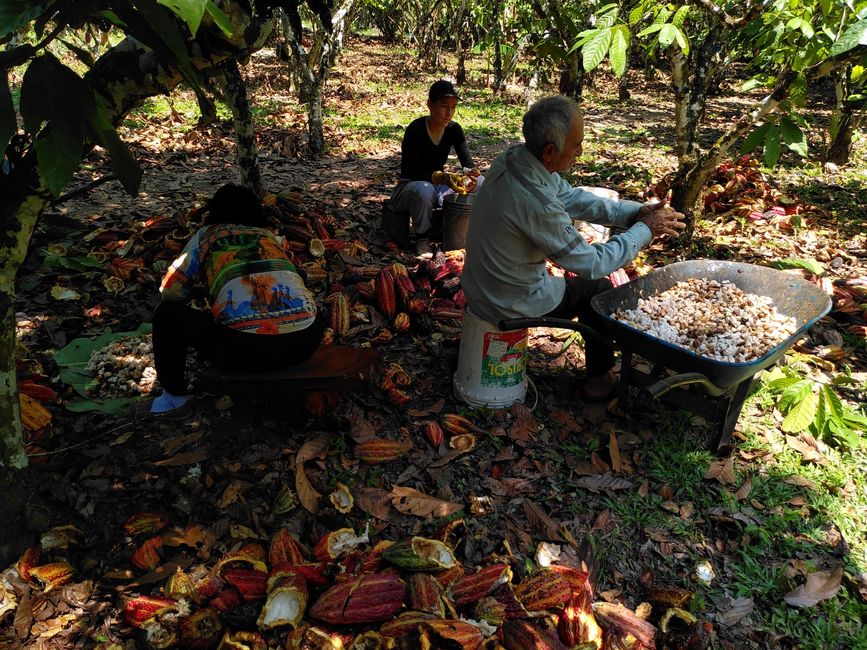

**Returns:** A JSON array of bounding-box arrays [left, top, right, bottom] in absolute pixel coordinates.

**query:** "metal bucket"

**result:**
[[442, 193, 474, 251], [453, 306, 528, 408]]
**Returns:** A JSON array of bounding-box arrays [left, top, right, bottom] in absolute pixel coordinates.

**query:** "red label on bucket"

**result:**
[[481, 330, 527, 388]]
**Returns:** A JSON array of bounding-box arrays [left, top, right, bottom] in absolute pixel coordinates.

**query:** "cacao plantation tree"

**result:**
[[576, 1, 867, 233], [825, 60, 866, 164], [0, 0, 273, 467], [279, 0, 359, 156]]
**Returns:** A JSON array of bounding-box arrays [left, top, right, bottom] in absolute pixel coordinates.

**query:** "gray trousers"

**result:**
[[388, 176, 486, 235]]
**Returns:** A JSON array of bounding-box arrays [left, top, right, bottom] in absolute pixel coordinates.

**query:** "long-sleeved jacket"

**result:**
[[461, 144, 651, 323]]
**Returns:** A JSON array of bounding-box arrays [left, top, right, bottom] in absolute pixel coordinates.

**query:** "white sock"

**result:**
[[150, 391, 188, 413]]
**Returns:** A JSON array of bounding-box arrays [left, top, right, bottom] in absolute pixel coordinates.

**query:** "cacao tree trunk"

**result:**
[[222, 60, 262, 194], [558, 51, 584, 100], [825, 66, 864, 165], [0, 164, 47, 469]]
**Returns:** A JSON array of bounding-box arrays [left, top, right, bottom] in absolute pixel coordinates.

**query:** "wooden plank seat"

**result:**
[[198, 345, 380, 395]]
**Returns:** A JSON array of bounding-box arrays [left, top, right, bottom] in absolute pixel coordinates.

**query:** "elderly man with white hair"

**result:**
[[461, 95, 685, 400]]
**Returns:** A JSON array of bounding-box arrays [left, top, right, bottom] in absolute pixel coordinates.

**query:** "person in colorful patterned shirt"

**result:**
[[150, 183, 325, 414]]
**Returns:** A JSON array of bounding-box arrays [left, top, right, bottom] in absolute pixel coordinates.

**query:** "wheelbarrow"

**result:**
[[499, 260, 832, 451]]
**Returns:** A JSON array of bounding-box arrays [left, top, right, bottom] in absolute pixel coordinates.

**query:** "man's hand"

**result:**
[[637, 202, 686, 239]]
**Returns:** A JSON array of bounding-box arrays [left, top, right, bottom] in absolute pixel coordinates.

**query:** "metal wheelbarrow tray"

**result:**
[[590, 260, 832, 387], [499, 260, 831, 451], [592, 260, 831, 450]]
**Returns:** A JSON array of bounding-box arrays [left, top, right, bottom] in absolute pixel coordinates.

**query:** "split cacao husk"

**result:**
[[269, 528, 307, 568], [179, 608, 223, 649], [421, 619, 485, 650], [382, 537, 457, 572]]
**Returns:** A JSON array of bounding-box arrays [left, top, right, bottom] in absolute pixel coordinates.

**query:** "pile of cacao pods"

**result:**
[[324, 251, 468, 345], [93, 515, 706, 649]]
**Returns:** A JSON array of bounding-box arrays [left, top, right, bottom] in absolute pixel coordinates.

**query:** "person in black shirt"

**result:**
[[387, 80, 482, 254]]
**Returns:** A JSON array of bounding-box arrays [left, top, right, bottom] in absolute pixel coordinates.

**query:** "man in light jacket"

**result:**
[[461, 95, 685, 400]]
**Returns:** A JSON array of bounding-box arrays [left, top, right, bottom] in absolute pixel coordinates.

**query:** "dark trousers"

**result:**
[[543, 276, 615, 377], [152, 301, 326, 395]]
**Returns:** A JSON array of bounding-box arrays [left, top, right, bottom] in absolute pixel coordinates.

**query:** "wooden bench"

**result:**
[[198, 346, 380, 412]]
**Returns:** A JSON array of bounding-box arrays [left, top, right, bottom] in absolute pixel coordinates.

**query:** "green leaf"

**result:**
[[768, 376, 803, 391], [782, 390, 819, 432], [763, 123, 781, 167], [831, 17, 867, 56], [205, 0, 233, 36], [83, 93, 142, 195], [158, 0, 207, 36], [780, 115, 808, 157], [582, 28, 612, 72], [671, 5, 689, 28], [0, 72, 15, 156], [19, 55, 56, 134], [54, 323, 152, 367], [35, 116, 84, 197], [628, 5, 645, 25], [609, 26, 628, 77], [636, 23, 664, 38], [821, 385, 845, 422], [771, 258, 825, 276], [673, 25, 689, 55], [43, 254, 105, 271], [658, 23, 679, 48], [0, 0, 56, 40], [741, 122, 771, 154]]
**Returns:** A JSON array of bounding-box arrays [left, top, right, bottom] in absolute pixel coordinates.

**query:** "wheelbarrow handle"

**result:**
[[645, 372, 729, 398], [497, 317, 611, 348]]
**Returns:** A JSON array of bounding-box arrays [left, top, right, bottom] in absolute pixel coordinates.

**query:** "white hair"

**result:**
[[522, 96, 582, 158]]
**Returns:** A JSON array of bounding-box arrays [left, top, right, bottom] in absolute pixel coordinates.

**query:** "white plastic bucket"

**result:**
[[453, 307, 528, 408]]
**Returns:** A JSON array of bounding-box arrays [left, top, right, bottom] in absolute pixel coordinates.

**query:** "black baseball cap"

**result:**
[[429, 80, 460, 102]]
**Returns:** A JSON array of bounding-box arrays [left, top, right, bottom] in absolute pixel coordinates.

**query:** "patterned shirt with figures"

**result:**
[[160, 225, 317, 334]]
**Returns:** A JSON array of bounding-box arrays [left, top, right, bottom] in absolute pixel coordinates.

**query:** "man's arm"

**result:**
[[553, 174, 642, 228]]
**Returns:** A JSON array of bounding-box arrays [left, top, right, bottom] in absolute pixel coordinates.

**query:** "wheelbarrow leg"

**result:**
[[618, 349, 633, 409], [709, 377, 755, 454]]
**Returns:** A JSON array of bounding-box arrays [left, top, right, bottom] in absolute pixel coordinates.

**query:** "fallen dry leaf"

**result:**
[[716, 596, 754, 626], [704, 457, 737, 485], [354, 487, 393, 521], [573, 473, 633, 493], [390, 486, 462, 517], [217, 480, 251, 509], [523, 499, 562, 541], [609, 431, 622, 473], [295, 432, 334, 514], [734, 477, 753, 501], [784, 566, 843, 607]]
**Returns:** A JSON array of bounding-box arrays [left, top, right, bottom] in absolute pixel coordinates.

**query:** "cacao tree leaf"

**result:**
[[84, 94, 142, 195], [0, 0, 56, 40], [636, 23, 664, 38], [35, 116, 84, 197], [780, 116, 808, 157], [609, 26, 628, 77], [0, 72, 15, 156], [19, 54, 55, 133], [740, 122, 771, 154], [582, 28, 612, 72], [158, 0, 207, 36], [831, 17, 867, 56], [782, 390, 818, 433], [58, 38, 95, 67], [771, 257, 825, 276], [658, 23, 679, 48], [763, 123, 781, 167], [204, 0, 233, 36]]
